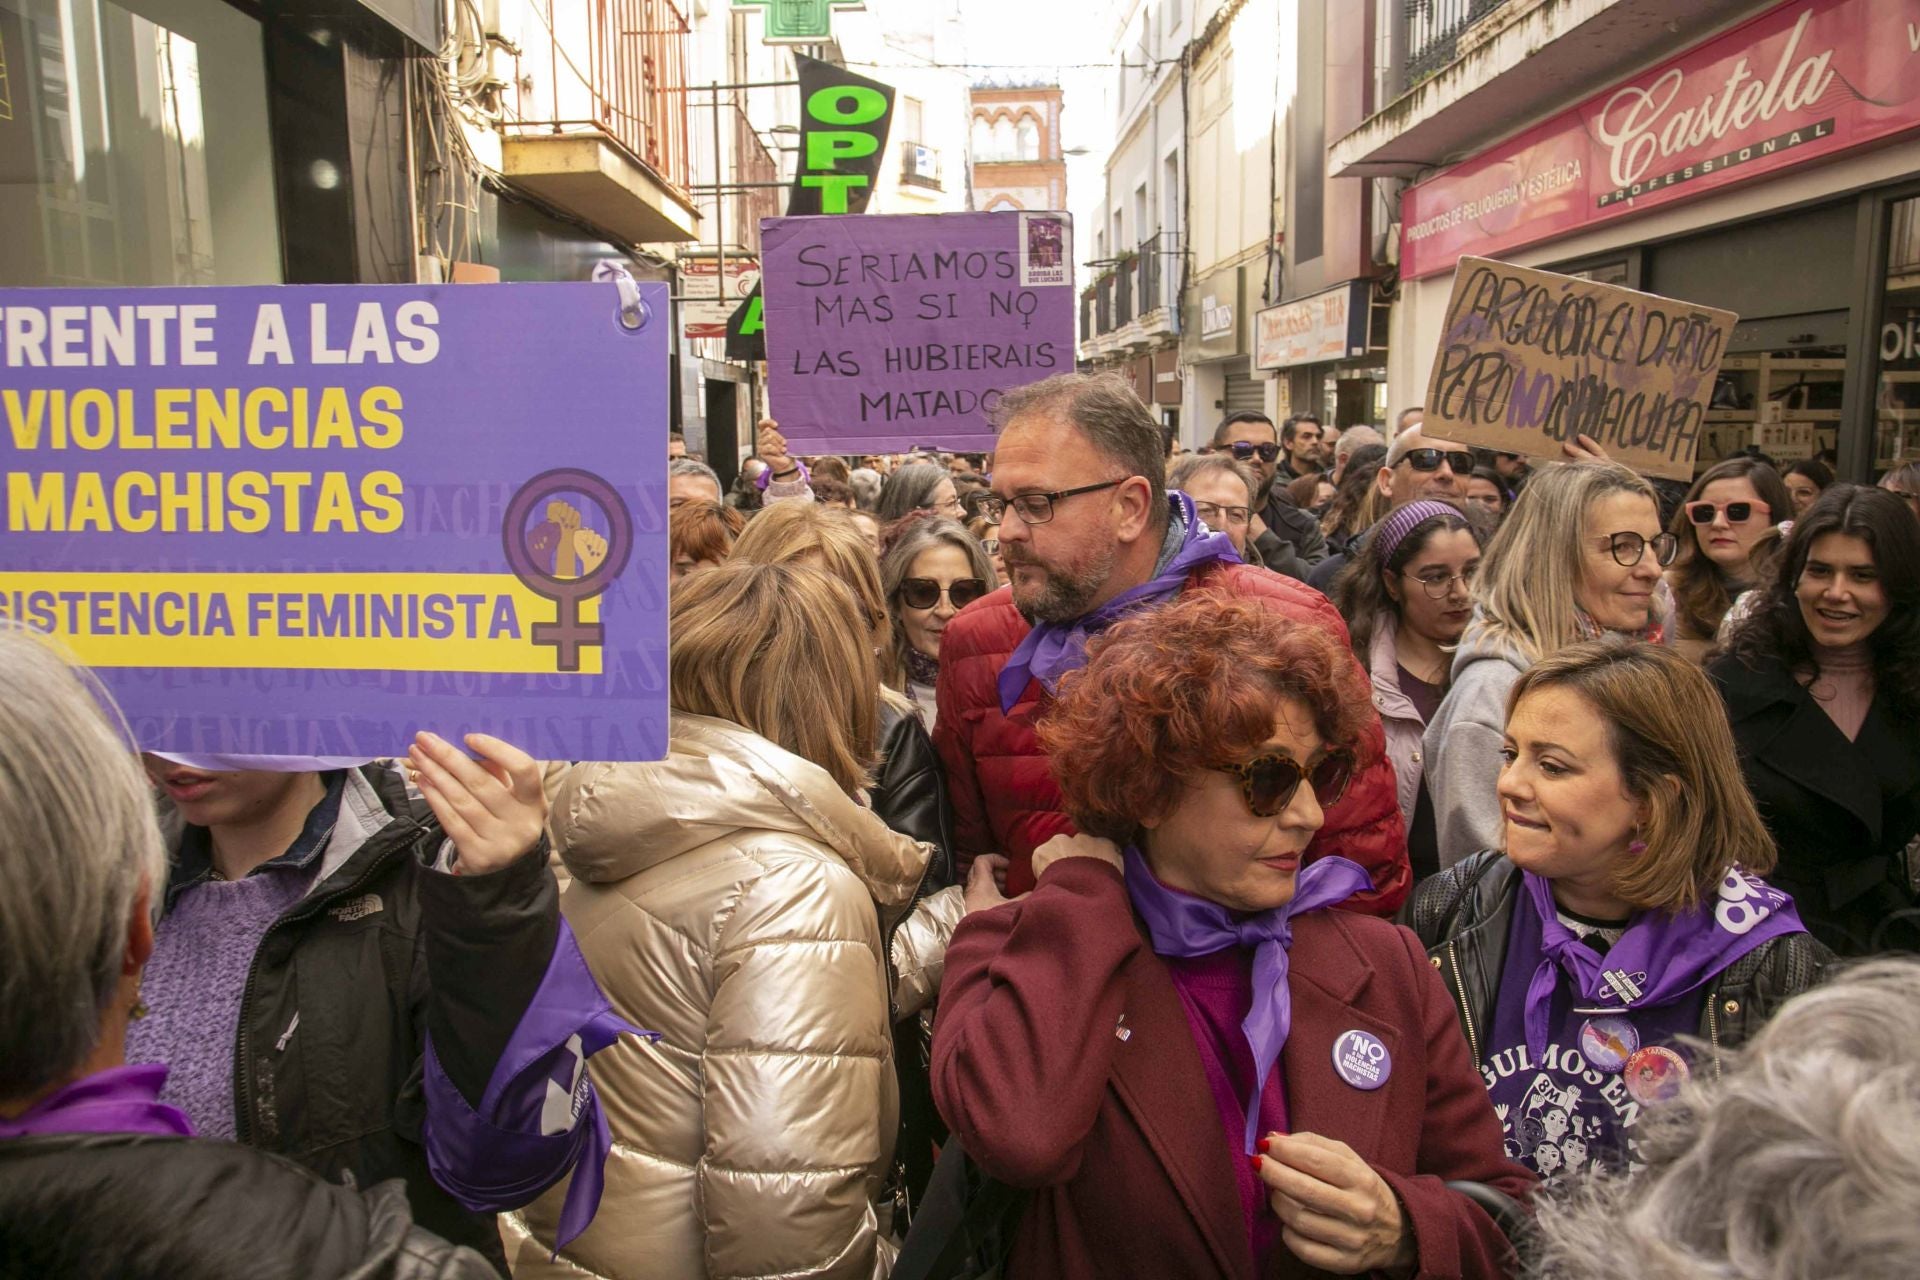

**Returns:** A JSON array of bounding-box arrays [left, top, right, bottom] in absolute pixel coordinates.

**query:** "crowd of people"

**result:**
[[5, 372, 1920, 1279]]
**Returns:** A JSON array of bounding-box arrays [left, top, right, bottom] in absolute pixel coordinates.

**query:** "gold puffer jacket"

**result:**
[[502, 713, 961, 1280]]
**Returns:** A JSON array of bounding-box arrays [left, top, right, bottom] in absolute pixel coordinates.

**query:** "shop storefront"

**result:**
[[1253, 277, 1388, 429], [1392, 0, 1920, 480], [1182, 263, 1256, 440]]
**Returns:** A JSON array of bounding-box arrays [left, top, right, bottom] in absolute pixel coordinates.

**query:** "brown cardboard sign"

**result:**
[[1425, 257, 1737, 480]]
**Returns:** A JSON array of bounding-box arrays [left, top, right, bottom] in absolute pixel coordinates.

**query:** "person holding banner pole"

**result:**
[[0, 628, 497, 1278], [128, 733, 630, 1270]]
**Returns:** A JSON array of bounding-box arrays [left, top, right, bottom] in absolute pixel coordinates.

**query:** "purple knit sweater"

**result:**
[[124, 866, 314, 1138]]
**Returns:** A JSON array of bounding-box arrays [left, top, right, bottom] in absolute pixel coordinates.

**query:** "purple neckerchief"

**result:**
[[997, 492, 1240, 714], [423, 917, 653, 1253], [1520, 867, 1807, 1055], [0, 1064, 193, 1139], [1123, 847, 1373, 1153]]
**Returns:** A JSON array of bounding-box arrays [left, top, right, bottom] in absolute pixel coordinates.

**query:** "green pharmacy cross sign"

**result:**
[[733, 0, 865, 44]]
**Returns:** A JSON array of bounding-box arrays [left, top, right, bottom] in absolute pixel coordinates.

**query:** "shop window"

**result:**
[[0, 0, 280, 287], [1873, 196, 1920, 479]]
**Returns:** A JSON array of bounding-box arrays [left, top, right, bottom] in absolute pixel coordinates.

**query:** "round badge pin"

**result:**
[[1579, 1015, 1641, 1073], [1622, 1045, 1690, 1105], [1331, 1029, 1392, 1091]]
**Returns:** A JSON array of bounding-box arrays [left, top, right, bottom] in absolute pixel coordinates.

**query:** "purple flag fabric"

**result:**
[[423, 917, 652, 1253], [0, 1064, 194, 1139], [1520, 866, 1807, 1055], [997, 492, 1240, 714], [151, 751, 376, 773], [1123, 846, 1374, 1153]]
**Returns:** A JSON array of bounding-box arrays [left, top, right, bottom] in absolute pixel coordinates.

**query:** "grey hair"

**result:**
[[878, 516, 997, 689], [990, 372, 1168, 515], [1167, 454, 1257, 506], [1531, 958, 1920, 1280], [877, 463, 950, 522], [670, 458, 722, 496], [849, 467, 883, 511], [0, 627, 167, 1097], [1334, 425, 1385, 466]]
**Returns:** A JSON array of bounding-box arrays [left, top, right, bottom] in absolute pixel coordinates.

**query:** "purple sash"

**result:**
[[997, 492, 1240, 714], [1520, 867, 1806, 1054], [0, 1064, 194, 1139], [1124, 847, 1373, 1153], [423, 917, 651, 1252]]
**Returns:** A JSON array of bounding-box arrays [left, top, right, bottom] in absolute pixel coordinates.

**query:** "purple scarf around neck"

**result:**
[[0, 1064, 194, 1139], [1519, 867, 1806, 1055], [997, 492, 1240, 714], [1123, 846, 1373, 1153]]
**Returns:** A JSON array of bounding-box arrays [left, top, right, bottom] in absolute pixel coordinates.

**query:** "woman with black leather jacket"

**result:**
[[1410, 640, 1826, 1183]]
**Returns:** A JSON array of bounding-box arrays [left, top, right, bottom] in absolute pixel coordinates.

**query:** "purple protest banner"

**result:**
[[0, 283, 669, 762], [761, 211, 1076, 453]]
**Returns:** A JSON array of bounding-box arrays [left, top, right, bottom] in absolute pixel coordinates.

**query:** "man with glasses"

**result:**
[[1208, 411, 1328, 573], [1307, 423, 1475, 591], [933, 373, 1409, 910]]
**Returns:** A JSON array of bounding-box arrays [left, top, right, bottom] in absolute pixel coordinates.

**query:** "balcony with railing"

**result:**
[[1081, 234, 1188, 359], [900, 141, 943, 192], [1334, 0, 1758, 178], [1133, 231, 1181, 339], [500, 0, 701, 244]]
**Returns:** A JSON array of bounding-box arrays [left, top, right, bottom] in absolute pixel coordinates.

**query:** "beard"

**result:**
[[1005, 541, 1119, 624]]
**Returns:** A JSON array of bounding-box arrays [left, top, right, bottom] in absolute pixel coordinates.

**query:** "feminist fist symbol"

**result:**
[[503, 470, 634, 672]]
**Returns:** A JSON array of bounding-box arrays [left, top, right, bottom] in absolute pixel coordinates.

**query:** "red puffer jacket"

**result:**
[[933, 560, 1410, 910]]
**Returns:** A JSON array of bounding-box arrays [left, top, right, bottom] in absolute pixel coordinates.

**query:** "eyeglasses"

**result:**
[[1402, 565, 1477, 599], [899, 577, 990, 610], [1194, 501, 1252, 528], [982, 538, 1000, 554], [1227, 751, 1353, 817], [1686, 500, 1768, 524], [922, 495, 966, 517], [1400, 448, 1475, 474], [981, 477, 1129, 525], [1597, 531, 1681, 568], [1227, 441, 1282, 463]]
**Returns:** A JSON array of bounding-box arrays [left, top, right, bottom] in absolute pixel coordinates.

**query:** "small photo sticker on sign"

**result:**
[[1020, 213, 1070, 288]]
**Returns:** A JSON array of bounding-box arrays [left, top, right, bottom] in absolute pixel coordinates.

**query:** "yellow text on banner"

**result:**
[[0, 572, 602, 674]]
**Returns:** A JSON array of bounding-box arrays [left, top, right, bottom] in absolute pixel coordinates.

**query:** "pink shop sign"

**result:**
[[1401, 0, 1920, 281]]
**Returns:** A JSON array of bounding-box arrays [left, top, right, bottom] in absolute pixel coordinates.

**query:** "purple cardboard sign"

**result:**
[[0, 283, 669, 762], [761, 211, 1076, 453]]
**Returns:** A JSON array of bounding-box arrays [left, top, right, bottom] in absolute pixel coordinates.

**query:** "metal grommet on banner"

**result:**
[[591, 259, 651, 333]]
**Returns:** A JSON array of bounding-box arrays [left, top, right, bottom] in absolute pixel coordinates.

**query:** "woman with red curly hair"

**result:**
[[927, 592, 1532, 1280]]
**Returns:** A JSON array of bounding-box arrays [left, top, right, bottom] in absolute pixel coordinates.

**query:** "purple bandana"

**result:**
[[0, 1064, 194, 1139], [1124, 846, 1373, 1153], [997, 492, 1240, 714], [1520, 867, 1806, 1055], [423, 918, 651, 1253]]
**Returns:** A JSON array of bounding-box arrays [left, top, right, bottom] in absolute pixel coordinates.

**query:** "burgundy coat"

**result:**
[[931, 859, 1534, 1280], [932, 562, 1410, 911]]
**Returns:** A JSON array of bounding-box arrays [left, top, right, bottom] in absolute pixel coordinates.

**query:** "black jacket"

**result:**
[[873, 699, 956, 896], [1709, 652, 1920, 955], [164, 764, 561, 1270], [1253, 489, 1327, 578], [0, 1131, 493, 1279], [1409, 852, 1829, 1072]]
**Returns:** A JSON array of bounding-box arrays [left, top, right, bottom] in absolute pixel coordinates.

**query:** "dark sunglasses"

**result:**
[[1228, 751, 1353, 817], [899, 577, 989, 610], [1401, 448, 1475, 473], [1228, 441, 1282, 463], [1686, 500, 1768, 524]]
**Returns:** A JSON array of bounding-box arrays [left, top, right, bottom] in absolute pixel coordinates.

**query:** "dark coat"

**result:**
[[1708, 653, 1920, 954], [0, 1131, 494, 1279], [1258, 488, 1329, 571], [1408, 852, 1831, 1067], [931, 858, 1534, 1280], [934, 563, 1408, 908], [165, 764, 561, 1269]]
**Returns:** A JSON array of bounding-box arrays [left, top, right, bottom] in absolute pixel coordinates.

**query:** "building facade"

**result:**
[[1337, 0, 1920, 480], [969, 82, 1067, 213]]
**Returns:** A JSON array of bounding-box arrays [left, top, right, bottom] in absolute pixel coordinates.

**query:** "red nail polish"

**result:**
[[1248, 1154, 1263, 1171], [1258, 1137, 1270, 1154]]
